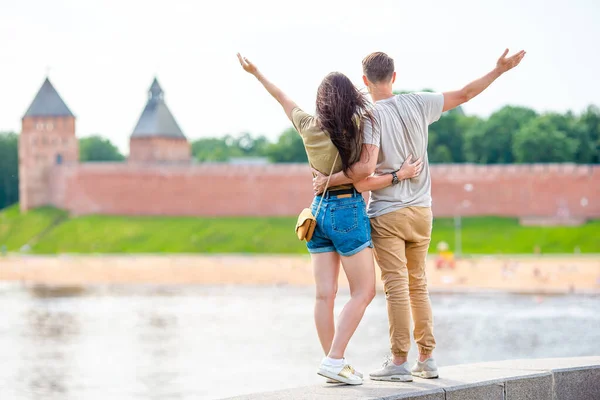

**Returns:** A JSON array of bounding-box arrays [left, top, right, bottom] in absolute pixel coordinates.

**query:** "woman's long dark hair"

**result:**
[[316, 72, 374, 176]]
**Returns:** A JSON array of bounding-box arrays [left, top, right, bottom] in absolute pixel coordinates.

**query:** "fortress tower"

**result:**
[[19, 78, 78, 212], [128, 78, 191, 163]]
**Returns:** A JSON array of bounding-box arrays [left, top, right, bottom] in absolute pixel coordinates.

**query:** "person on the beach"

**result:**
[[237, 53, 422, 385], [314, 49, 526, 382]]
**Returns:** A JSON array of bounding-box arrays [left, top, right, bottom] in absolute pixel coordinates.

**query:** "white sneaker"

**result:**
[[325, 363, 363, 383], [369, 357, 413, 382], [411, 358, 439, 379], [318, 359, 363, 385]]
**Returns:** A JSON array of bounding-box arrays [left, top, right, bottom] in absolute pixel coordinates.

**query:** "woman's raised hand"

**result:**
[[237, 53, 259, 76]]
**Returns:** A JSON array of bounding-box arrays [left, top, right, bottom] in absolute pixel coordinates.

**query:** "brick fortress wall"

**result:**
[[128, 137, 191, 163], [48, 163, 600, 219]]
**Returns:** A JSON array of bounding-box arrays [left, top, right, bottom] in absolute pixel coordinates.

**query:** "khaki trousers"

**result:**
[[370, 206, 435, 357]]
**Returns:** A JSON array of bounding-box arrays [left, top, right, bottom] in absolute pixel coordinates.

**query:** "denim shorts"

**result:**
[[306, 190, 373, 257]]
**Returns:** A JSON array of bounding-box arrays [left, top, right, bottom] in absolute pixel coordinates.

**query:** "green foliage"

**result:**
[[464, 106, 538, 164], [266, 128, 308, 163], [191, 133, 271, 162], [1, 207, 598, 254], [429, 109, 480, 163], [513, 114, 579, 163], [429, 144, 453, 163], [235, 132, 270, 157], [191, 130, 307, 164], [575, 105, 600, 163], [0, 132, 19, 209], [79, 135, 125, 162], [192, 137, 238, 162]]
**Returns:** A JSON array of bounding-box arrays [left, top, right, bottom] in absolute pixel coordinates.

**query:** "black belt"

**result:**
[[324, 188, 357, 198]]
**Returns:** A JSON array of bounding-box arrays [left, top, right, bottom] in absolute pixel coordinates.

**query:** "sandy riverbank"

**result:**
[[1, 254, 599, 294]]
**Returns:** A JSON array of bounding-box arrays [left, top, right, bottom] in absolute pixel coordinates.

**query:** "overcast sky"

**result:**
[[1, 0, 599, 153]]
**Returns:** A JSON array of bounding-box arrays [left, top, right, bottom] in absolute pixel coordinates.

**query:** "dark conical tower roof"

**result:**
[[23, 78, 74, 118], [131, 78, 186, 139]]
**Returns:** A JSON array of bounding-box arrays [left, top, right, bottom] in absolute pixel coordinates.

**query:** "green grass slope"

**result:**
[[1, 204, 598, 254], [31, 215, 308, 254], [431, 217, 600, 254], [0, 205, 67, 251]]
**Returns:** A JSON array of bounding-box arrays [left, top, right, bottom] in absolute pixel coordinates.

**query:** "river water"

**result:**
[[0, 283, 598, 399]]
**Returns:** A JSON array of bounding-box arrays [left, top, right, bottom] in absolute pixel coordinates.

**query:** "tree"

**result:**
[[232, 132, 269, 157], [267, 128, 308, 163], [79, 135, 124, 162], [429, 109, 480, 163], [188, 103, 600, 165], [513, 114, 579, 163], [576, 105, 600, 163], [464, 106, 537, 164], [0, 132, 19, 209], [191, 137, 235, 162], [429, 144, 453, 163], [191, 133, 269, 162]]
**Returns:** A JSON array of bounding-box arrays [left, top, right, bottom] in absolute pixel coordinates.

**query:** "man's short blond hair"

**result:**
[[362, 52, 395, 83]]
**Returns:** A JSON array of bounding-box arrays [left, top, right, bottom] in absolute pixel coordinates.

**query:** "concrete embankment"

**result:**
[[227, 357, 600, 400]]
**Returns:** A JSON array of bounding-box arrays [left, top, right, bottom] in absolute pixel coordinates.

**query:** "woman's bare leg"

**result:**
[[328, 247, 376, 359], [312, 252, 341, 354]]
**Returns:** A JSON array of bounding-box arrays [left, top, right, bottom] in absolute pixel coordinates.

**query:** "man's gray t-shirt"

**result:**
[[363, 92, 444, 218]]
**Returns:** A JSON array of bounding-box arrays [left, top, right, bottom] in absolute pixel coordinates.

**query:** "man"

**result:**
[[314, 49, 525, 381]]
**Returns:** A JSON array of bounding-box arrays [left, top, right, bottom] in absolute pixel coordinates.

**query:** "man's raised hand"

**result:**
[[496, 49, 526, 74]]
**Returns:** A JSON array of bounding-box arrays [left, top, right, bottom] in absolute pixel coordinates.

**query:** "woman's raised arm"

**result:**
[[237, 53, 298, 121]]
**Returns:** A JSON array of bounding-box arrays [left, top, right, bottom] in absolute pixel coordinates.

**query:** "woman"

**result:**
[[237, 53, 418, 385], [237, 53, 373, 385]]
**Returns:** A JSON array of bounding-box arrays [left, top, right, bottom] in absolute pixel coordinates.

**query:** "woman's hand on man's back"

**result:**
[[398, 155, 423, 180]]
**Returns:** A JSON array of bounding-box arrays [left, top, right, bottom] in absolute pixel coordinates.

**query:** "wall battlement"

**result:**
[[44, 163, 599, 219], [430, 163, 599, 176]]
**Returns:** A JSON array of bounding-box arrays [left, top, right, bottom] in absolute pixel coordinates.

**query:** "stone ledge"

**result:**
[[225, 357, 600, 400]]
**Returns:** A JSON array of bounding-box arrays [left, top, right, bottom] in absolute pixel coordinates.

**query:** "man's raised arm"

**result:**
[[442, 49, 526, 113]]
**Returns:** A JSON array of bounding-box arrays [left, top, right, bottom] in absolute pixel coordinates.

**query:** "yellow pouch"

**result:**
[[295, 208, 317, 242], [294, 154, 338, 243]]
